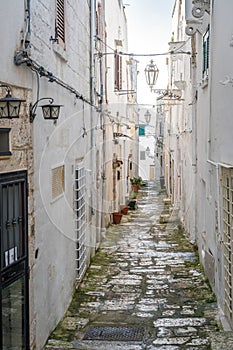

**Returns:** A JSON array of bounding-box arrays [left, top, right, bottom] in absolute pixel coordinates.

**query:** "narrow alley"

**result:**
[[45, 182, 223, 350]]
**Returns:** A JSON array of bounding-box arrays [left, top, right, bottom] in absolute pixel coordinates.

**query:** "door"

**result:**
[[0, 171, 29, 350], [149, 165, 155, 180]]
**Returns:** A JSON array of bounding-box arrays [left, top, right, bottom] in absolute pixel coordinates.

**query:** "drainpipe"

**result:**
[[90, 0, 96, 248], [206, 10, 223, 303], [206, 4, 221, 244], [100, 66, 107, 235], [191, 36, 198, 242], [15, 0, 31, 65], [101, 110, 107, 235]]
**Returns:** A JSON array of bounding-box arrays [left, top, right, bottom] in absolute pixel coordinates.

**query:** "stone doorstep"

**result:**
[[159, 214, 170, 223], [163, 198, 172, 206]]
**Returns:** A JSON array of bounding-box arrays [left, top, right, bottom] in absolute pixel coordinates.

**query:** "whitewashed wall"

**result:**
[[170, 0, 233, 326], [28, 1, 97, 348], [104, 0, 131, 215]]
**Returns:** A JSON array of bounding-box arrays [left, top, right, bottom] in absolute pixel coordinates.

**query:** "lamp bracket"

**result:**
[[0, 84, 11, 95], [151, 89, 182, 100], [30, 97, 54, 123]]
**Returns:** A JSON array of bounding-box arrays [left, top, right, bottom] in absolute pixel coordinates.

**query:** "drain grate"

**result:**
[[83, 326, 145, 341]]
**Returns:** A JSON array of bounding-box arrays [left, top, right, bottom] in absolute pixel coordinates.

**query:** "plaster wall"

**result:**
[[104, 1, 131, 216], [0, 1, 36, 347], [27, 1, 97, 348]]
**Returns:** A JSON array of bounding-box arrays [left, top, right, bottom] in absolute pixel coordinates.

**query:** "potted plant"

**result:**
[[127, 199, 137, 210], [112, 212, 123, 224], [130, 177, 142, 192], [120, 205, 130, 215]]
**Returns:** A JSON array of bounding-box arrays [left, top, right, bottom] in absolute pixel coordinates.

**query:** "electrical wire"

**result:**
[[24, 56, 94, 107], [95, 36, 192, 57]]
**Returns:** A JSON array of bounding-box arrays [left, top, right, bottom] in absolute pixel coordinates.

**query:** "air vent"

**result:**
[[51, 165, 64, 200]]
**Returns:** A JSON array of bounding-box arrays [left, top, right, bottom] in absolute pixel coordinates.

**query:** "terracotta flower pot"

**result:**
[[121, 205, 130, 215], [132, 184, 139, 192], [112, 212, 123, 224]]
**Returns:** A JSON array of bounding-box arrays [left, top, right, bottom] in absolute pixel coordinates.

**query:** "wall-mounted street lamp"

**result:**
[[145, 60, 182, 100], [146, 146, 151, 157], [146, 146, 154, 158], [0, 85, 25, 118], [145, 60, 159, 89], [30, 97, 63, 123], [144, 110, 151, 125]]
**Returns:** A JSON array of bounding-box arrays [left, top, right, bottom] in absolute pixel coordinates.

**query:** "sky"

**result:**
[[124, 0, 175, 105]]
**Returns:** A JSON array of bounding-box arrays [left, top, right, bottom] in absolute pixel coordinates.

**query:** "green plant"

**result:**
[[130, 176, 142, 186], [129, 192, 137, 199]]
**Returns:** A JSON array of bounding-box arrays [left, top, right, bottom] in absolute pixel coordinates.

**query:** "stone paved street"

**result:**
[[45, 182, 226, 349]]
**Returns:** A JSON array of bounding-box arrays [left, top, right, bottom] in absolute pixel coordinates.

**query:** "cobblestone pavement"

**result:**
[[45, 182, 231, 349]]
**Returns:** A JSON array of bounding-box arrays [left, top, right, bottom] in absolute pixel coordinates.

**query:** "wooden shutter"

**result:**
[[115, 52, 122, 91], [56, 0, 65, 46]]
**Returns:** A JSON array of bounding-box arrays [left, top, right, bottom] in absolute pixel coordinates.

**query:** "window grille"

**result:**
[[222, 168, 233, 321], [56, 0, 65, 45], [51, 165, 65, 200], [74, 167, 87, 280], [203, 26, 209, 80]]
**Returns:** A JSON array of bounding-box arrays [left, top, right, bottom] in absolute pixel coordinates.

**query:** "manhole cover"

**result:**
[[83, 326, 145, 341]]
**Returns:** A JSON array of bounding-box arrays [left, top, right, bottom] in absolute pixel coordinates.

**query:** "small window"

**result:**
[[55, 0, 65, 46], [140, 151, 146, 160], [51, 165, 65, 200], [139, 125, 145, 136], [0, 128, 11, 157]]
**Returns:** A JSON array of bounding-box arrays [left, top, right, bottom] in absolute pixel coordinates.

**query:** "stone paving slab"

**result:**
[[210, 332, 233, 349], [44, 182, 229, 349]]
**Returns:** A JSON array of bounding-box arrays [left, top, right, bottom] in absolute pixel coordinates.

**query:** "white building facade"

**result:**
[[167, 0, 233, 329], [0, 1, 137, 349]]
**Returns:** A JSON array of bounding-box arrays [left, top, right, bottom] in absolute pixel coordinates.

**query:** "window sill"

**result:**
[[53, 44, 68, 62], [201, 76, 209, 89], [0, 152, 12, 160]]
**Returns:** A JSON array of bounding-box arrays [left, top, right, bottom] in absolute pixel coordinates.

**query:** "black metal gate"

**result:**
[[0, 170, 29, 350]]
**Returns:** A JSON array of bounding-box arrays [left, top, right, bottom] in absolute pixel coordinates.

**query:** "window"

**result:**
[[139, 125, 145, 136], [55, 0, 65, 46], [51, 165, 65, 200], [140, 151, 146, 160], [203, 26, 209, 80], [115, 51, 122, 91], [0, 128, 11, 157]]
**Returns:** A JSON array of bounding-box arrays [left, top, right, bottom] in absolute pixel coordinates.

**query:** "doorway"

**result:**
[[0, 170, 29, 349]]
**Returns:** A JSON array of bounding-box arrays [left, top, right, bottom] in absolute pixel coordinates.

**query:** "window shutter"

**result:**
[[115, 52, 122, 91], [202, 26, 209, 79], [56, 0, 65, 45], [139, 126, 145, 136], [119, 55, 122, 90]]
